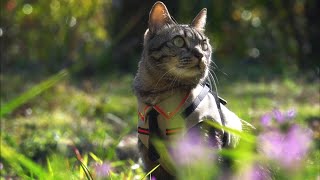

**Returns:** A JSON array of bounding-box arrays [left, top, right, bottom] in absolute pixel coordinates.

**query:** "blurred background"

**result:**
[[1, 0, 319, 179], [2, 0, 319, 78]]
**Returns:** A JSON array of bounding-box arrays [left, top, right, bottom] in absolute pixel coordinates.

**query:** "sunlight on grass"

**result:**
[[1, 74, 319, 179], [1, 143, 48, 179]]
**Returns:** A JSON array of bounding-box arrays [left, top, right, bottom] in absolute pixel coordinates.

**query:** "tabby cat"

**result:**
[[133, 1, 243, 179]]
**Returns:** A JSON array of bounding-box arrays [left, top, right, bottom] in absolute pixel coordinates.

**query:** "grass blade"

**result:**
[[1, 143, 48, 179], [140, 164, 160, 180], [89, 152, 103, 164], [0, 69, 68, 117], [205, 120, 256, 144], [46, 158, 53, 177]]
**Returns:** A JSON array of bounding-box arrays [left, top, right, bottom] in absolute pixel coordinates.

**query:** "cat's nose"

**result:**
[[192, 48, 203, 60]]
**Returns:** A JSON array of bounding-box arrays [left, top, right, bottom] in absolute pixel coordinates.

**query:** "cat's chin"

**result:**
[[176, 70, 207, 87], [170, 66, 205, 80]]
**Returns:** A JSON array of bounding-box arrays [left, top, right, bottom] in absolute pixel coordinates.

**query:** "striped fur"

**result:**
[[134, 3, 212, 105], [133, 2, 224, 179]]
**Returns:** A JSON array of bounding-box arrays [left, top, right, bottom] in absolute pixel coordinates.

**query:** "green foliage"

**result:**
[[1, 0, 110, 72], [2, 0, 318, 75], [180, 0, 319, 75]]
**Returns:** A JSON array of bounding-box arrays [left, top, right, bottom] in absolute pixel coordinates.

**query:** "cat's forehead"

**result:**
[[163, 25, 206, 40], [146, 24, 206, 47], [178, 25, 205, 40]]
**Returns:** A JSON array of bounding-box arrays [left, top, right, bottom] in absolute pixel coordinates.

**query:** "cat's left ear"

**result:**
[[191, 8, 207, 32]]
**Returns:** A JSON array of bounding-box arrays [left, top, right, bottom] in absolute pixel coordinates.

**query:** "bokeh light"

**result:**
[[251, 17, 261, 27], [241, 10, 252, 21], [22, 4, 33, 15], [50, 0, 60, 11], [248, 48, 260, 58], [69, 17, 77, 27]]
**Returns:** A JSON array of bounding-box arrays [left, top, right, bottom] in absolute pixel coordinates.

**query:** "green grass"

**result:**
[[218, 78, 319, 124], [1, 70, 319, 179]]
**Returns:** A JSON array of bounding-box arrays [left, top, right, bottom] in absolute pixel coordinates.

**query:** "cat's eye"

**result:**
[[173, 36, 185, 48], [201, 40, 208, 50]]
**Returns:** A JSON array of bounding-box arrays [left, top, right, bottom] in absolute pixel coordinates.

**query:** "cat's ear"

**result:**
[[191, 8, 207, 32], [149, 1, 174, 33]]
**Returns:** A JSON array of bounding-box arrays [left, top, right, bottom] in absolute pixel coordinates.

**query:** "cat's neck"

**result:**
[[134, 60, 194, 105], [136, 87, 190, 105]]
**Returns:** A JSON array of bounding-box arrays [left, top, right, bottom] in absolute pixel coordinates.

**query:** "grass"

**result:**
[[0, 69, 319, 179]]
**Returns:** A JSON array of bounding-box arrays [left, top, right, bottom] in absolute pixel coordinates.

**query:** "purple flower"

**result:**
[[273, 109, 286, 123], [280, 125, 312, 166], [171, 133, 216, 166], [260, 113, 272, 127], [286, 109, 296, 120], [94, 162, 112, 178], [271, 108, 296, 124], [240, 164, 271, 180], [259, 130, 284, 159], [258, 125, 312, 168]]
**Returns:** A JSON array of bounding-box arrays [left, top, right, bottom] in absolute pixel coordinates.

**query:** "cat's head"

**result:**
[[142, 1, 211, 87]]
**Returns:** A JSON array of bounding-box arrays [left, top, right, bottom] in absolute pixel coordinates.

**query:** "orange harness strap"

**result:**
[[138, 92, 190, 121]]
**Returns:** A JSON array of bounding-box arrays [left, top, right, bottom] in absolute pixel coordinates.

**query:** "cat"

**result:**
[[133, 1, 244, 179]]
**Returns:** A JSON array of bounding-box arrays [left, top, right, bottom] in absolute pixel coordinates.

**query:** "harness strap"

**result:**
[[182, 84, 210, 118], [147, 108, 161, 162], [211, 91, 225, 126], [144, 84, 229, 162], [211, 89, 229, 147], [183, 83, 228, 147]]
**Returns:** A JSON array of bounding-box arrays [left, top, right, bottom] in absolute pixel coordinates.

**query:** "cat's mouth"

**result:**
[[177, 57, 203, 69], [164, 56, 206, 81], [177, 64, 200, 70], [174, 59, 206, 79], [177, 57, 205, 71]]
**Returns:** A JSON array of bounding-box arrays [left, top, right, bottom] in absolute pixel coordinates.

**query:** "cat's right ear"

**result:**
[[148, 1, 174, 34], [191, 8, 207, 33]]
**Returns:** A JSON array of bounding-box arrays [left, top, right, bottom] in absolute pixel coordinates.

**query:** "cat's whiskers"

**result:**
[[209, 63, 228, 77], [168, 75, 179, 94], [207, 72, 213, 92], [153, 66, 177, 90], [210, 61, 218, 69], [209, 68, 219, 85], [208, 63, 220, 82], [208, 70, 218, 93], [201, 60, 217, 89]]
